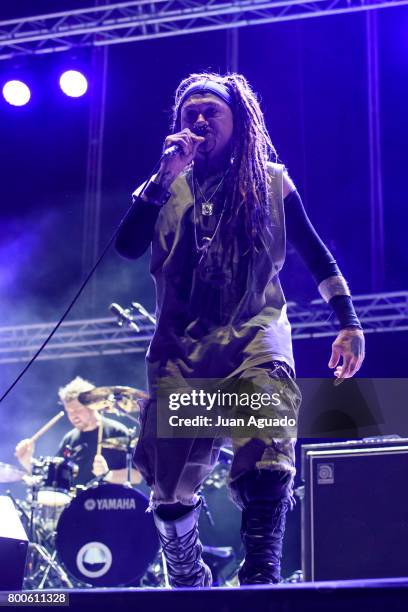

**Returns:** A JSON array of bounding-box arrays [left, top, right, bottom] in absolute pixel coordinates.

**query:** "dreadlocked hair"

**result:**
[[171, 72, 278, 252]]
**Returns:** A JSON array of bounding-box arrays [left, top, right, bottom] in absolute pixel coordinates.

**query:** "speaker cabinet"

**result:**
[[301, 439, 408, 581]]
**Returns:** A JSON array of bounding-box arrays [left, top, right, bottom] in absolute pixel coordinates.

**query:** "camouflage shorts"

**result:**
[[133, 360, 301, 509]]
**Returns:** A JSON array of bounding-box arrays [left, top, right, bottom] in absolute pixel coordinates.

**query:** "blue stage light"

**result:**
[[59, 70, 88, 98], [2, 80, 31, 106]]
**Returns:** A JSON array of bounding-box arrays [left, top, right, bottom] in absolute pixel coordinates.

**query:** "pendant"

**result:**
[[199, 236, 212, 253], [201, 201, 214, 216]]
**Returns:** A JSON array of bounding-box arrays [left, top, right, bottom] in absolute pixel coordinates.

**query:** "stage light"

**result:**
[[59, 70, 88, 98], [2, 80, 31, 106]]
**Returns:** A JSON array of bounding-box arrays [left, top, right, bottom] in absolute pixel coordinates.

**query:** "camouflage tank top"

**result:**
[[145, 162, 294, 396]]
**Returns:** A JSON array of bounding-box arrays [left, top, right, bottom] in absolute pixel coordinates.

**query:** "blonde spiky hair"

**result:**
[[58, 376, 95, 404]]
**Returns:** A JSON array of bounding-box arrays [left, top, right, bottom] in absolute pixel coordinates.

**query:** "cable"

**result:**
[[0, 159, 161, 404]]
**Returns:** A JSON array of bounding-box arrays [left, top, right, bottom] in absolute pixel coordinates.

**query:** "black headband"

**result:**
[[178, 80, 232, 108], [176, 80, 233, 128]]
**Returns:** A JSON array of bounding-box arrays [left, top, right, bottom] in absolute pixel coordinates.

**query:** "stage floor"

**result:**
[[8, 577, 408, 612]]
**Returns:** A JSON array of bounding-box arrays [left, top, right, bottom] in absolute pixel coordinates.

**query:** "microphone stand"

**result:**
[[124, 428, 138, 488]]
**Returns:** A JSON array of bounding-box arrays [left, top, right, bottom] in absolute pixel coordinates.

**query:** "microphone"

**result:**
[[109, 303, 140, 333], [162, 124, 207, 158], [131, 302, 156, 325]]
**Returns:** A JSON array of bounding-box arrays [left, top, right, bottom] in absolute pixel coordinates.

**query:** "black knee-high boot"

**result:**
[[234, 469, 293, 585], [153, 499, 212, 588]]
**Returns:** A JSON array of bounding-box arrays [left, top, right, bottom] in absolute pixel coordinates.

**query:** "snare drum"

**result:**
[[55, 484, 159, 587], [29, 457, 78, 534], [33, 456, 77, 507]]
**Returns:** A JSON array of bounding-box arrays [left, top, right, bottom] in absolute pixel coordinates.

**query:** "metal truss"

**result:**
[[289, 291, 408, 339], [1, 0, 408, 60], [0, 291, 406, 364], [0, 316, 155, 364]]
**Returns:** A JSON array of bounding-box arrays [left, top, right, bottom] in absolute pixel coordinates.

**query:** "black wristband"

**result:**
[[142, 180, 171, 206], [329, 294, 362, 330]]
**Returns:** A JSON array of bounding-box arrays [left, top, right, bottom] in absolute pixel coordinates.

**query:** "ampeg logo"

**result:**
[[84, 497, 137, 511], [317, 463, 334, 485], [76, 542, 112, 578], [84, 499, 97, 511]]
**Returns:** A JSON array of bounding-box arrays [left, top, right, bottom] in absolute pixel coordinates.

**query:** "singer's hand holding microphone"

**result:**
[[160, 127, 206, 178], [138, 125, 207, 208]]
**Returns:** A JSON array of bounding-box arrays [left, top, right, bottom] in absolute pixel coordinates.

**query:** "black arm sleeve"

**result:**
[[284, 189, 340, 284], [285, 190, 362, 329], [115, 196, 161, 260]]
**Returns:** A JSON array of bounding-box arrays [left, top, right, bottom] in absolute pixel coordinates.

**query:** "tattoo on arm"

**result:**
[[140, 167, 176, 205], [154, 167, 177, 191]]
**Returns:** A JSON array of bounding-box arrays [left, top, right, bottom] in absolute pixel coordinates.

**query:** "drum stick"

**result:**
[[29, 410, 65, 443], [97, 419, 103, 455]]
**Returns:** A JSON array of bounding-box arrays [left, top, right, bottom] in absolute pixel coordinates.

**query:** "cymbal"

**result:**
[[79, 385, 148, 414], [0, 462, 25, 483]]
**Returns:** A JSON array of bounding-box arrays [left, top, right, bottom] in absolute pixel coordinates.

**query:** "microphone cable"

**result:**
[[0, 158, 162, 404]]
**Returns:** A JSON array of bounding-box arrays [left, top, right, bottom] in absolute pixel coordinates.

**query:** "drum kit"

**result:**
[[3, 385, 242, 589]]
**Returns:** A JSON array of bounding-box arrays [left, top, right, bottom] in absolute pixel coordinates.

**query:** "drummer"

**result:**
[[15, 376, 142, 486]]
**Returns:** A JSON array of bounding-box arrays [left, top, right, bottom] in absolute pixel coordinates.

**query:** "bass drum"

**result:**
[[55, 484, 159, 587]]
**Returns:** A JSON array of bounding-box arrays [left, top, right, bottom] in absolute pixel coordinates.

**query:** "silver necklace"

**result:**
[[193, 167, 229, 216], [192, 173, 226, 257]]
